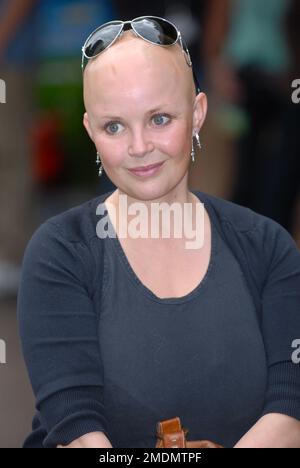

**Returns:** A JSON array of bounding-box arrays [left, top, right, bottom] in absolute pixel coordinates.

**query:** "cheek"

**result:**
[[94, 136, 125, 168], [159, 125, 190, 157]]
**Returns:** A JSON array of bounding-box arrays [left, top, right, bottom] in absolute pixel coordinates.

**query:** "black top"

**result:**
[[17, 190, 300, 447]]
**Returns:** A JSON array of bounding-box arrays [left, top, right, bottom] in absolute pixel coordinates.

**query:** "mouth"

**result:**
[[128, 161, 165, 177]]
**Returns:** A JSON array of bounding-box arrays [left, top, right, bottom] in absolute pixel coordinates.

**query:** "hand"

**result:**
[[57, 431, 113, 448]]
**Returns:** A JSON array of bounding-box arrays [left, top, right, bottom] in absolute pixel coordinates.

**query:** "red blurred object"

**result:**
[[30, 112, 66, 185]]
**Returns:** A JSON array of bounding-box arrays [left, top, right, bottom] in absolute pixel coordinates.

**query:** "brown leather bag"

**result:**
[[155, 417, 223, 448]]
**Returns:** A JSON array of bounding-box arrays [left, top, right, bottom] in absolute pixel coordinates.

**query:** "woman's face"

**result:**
[[83, 34, 207, 202]]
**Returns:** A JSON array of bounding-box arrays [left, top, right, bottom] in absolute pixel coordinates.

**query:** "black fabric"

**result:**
[[17, 190, 300, 447]]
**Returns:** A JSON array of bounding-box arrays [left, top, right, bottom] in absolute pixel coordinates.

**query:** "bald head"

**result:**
[[83, 30, 196, 114]]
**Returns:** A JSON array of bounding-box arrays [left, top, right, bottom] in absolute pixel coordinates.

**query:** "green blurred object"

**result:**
[[35, 57, 94, 186], [215, 103, 250, 139], [34, 0, 117, 187]]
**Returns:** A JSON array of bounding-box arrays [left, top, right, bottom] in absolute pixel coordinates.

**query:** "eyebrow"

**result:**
[[100, 106, 168, 120]]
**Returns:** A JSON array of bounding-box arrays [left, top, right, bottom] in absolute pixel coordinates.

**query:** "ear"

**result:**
[[192, 92, 207, 134], [83, 112, 94, 142]]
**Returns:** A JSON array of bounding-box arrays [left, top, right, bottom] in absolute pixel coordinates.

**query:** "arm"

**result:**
[[234, 413, 300, 448], [17, 221, 110, 448], [233, 219, 300, 448], [57, 431, 113, 449], [0, 0, 38, 55]]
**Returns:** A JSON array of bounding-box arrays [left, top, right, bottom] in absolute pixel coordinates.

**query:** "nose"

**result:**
[[128, 128, 155, 158]]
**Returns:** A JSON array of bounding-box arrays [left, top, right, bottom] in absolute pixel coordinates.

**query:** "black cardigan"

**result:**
[[17, 190, 300, 447]]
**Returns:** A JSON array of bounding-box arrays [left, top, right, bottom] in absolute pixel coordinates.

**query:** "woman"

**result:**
[[17, 17, 300, 448]]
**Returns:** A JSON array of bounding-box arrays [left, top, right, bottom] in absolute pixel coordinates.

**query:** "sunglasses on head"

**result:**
[[81, 15, 201, 94]]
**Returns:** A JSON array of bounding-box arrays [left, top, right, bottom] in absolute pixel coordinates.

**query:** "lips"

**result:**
[[128, 161, 165, 178], [130, 162, 164, 171]]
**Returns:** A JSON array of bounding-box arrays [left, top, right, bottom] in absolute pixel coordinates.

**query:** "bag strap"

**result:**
[[156, 417, 188, 448]]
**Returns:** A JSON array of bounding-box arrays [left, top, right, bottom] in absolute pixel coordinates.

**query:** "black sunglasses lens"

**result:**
[[133, 18, 177, 45], [84, 23, 122, 58]]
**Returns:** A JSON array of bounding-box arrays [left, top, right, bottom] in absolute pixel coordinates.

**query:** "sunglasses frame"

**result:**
[[81, 15, 201, 94]]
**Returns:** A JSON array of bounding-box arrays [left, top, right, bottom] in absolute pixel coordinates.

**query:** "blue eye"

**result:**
[[153, 114, 170, 126], [105, 122, 123, 135], [104, 114, 171, 135]]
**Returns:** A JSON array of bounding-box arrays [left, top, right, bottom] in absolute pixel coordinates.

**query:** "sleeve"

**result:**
[[260, 221, 300, 421], [17, 220, 110, 447]]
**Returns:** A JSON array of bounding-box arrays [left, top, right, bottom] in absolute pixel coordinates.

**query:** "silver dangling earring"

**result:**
[[191, 138, 195, 162], [195, 132, 202, 150], [96, 151, 103, 177], [191, 132, 202, 162]]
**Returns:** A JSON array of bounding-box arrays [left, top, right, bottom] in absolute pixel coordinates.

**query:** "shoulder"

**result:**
[[35, 191, 114, 244], [194, 190, 299, 279], [21, 191, 114, 284], [25, 190, 114, 256], [195, 190, 262, 232], [19, 191, 114, 301], [194, 189, 295, 241]]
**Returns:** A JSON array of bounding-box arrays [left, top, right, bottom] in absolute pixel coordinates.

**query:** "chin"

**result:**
[[120, 182, 170, 203], [116, 166, 186, 202]]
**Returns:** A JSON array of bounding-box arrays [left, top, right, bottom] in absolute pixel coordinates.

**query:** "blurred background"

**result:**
[[0, 0, 299, 447]]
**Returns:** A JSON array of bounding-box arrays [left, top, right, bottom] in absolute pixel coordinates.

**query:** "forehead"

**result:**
[[83, 33, 194, 112]]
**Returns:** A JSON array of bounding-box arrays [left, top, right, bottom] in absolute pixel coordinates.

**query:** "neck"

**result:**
[[106, 184, 202, 242]]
